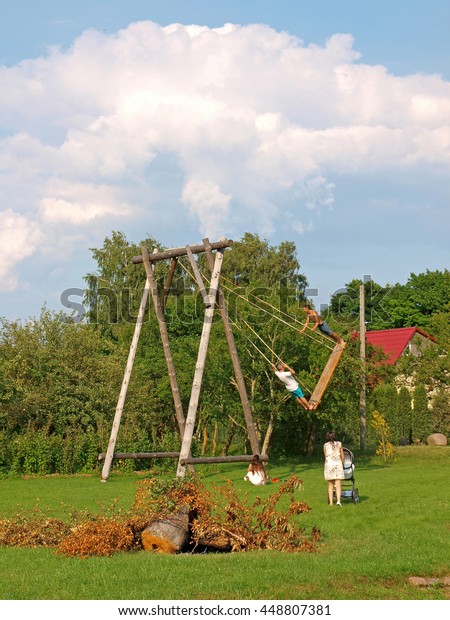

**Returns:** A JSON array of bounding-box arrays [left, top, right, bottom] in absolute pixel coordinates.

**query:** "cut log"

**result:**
[[197, 533, 232, 552], [141, 507, 190, 554]]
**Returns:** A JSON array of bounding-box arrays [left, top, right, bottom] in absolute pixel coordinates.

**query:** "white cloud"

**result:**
[[181, 179, 231, 238], [0, 210, 44, 290], [0, 21, 449, 290], [40, 180, 136, 224]]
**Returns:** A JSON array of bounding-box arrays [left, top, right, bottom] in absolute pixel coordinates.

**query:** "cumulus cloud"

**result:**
[[40, 179, 136, 224], [181, 179, 231, 238], [0, 21, 449, 289], [0, 210, 44, 291]]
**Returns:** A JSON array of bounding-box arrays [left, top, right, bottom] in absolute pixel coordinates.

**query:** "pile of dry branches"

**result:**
[[0, 474, 321, 557]]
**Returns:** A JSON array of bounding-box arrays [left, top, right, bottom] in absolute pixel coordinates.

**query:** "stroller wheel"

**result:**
[[352, 489, 359, 504]]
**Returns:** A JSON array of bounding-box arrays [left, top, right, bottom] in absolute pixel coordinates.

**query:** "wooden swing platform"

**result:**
[[309, 342, 346, 410]]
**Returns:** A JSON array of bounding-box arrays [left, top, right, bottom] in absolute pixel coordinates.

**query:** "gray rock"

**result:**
[[426, 433, 448, 446]]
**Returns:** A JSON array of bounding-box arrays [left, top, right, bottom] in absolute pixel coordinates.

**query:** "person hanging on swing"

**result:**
[[301, 304, 345, 347], [272, 362, 314, 410]]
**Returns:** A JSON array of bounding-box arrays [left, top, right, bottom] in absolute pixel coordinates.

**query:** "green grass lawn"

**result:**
[[0, 446, 449, 600]]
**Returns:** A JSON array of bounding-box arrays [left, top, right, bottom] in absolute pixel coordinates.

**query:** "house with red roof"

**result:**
[[366, 327, 436, 365]]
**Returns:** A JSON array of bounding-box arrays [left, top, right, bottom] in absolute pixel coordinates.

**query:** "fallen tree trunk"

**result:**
[[141, 507, 190, 554]]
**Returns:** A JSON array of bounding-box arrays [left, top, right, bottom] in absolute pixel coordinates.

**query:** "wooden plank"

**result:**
[[180, 455, 269, 465], [132, 238, 233, 264], [161, 257, 178, 312], [141, 246, 187, 438], [98, 452, 180, 461], [176, 245, 224, 478], [203, 239, 261, 456], [100, 279, 150, 482], [185, 245, 209, 304], [309, 343, 346, 410]]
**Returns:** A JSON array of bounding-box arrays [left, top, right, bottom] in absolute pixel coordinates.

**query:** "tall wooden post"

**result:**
[[101, 279, 150, 482], [176, 248, 224, 477], [359, 284, 366, 451], [186, 245, 209, 303], [141, 247, 186, 438], [203, 239, 261, 456], [161, 258, 178, 312]]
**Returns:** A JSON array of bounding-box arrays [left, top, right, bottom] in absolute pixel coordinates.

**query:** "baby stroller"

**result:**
[[340, 448, 359, 503]]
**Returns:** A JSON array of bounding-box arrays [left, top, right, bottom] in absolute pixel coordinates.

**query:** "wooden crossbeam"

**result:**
[[98, 452, 180, 461], [131, 238, 233, 264], [98, 452, 269, 465], [180, 455, 269, 465], [309, 343, 346, 410]]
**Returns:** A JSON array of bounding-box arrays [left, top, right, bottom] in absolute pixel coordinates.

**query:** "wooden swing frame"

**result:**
[[100, 237, 262, 482]]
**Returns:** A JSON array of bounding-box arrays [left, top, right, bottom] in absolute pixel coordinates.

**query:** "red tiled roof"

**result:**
[[366, 327, 435, 365]]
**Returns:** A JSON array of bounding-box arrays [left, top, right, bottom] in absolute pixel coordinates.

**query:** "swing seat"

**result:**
[[309, 343, 346, 410]]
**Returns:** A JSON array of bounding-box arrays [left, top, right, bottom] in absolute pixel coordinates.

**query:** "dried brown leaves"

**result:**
[[57, 518, 139, 558], [0, 474, 321, 557], [0, 509, 70, 548]]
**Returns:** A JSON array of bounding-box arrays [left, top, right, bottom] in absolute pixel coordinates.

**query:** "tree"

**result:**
[[370, 410, 395, 461], [395, 334, 448, 394], [84, 231, 174, 328], [396, 387, 412, 445], [402, 270, 450, 323], [329, 278, 393, 330], [0, 308, 161, 473], [0, 308, 132, 433], [370, 384, 399, 443], [431, 389, 450, 436], [221, 232, 307, 293], [426, 308, 450, 346], [411, 384, 432, 443], [330, 269, 450, 330]]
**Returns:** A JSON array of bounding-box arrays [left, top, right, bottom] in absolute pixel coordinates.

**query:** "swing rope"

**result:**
[[230, 318, 274, 366], [240, 318, 282, 363], [218, 276, 335, 351], [177, 259, 275, 364], [231, 318, 313, 395], [177, 259, 313, 395], [242, 319, 284, 364], [177, 256, 332, 350]]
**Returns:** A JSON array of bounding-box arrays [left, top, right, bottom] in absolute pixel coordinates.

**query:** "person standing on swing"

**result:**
[[301, 304, 345, 346], [272, 362, 314, 410]]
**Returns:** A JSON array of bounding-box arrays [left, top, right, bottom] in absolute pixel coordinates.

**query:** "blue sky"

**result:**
[[1, 0, 449, 322]]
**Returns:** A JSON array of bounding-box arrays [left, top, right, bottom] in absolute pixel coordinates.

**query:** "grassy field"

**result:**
[[0, 446, 449, 600]]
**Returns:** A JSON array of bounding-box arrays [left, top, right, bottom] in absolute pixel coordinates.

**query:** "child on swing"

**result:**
[[301, 304, 345, 347], [272, 362, 314, 410]]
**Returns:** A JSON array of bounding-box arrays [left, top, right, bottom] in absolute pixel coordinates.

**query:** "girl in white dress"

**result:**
[[323, 431, 345, 506], [244, 454, 268, 486]]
